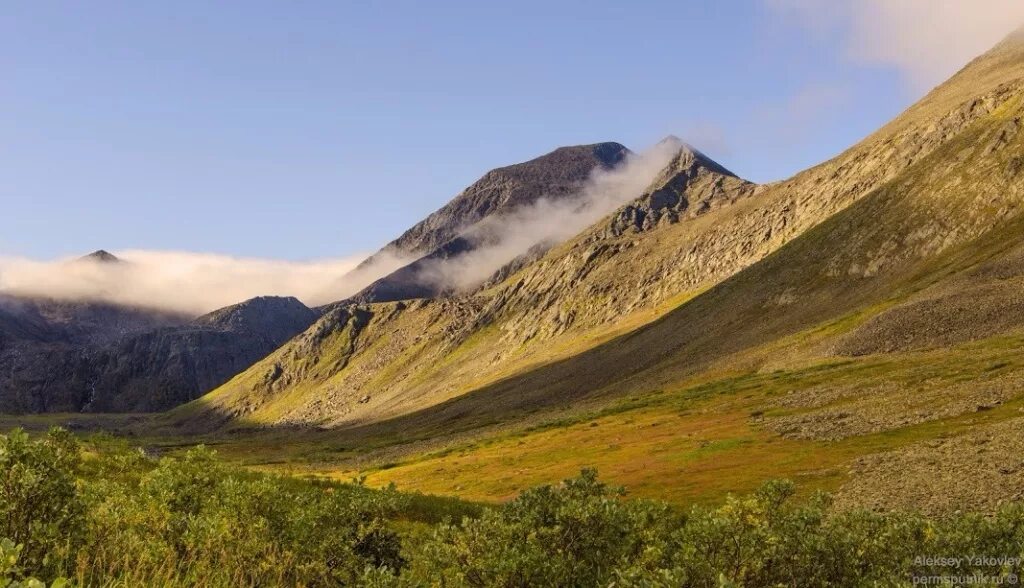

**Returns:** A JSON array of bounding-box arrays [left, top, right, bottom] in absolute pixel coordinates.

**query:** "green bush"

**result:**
[[0, 428, 82, 577], [389, 469, 676, 587], [79, 445, 405, 586], [4, 428, 1024, 587], [374, 474, 1024, 587]]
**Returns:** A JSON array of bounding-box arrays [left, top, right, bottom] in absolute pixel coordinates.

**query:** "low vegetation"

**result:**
[[4, 428, 1024, 587]]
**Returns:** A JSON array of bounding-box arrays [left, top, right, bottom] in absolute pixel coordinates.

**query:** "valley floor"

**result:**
[[13, 329, 1024, 516]]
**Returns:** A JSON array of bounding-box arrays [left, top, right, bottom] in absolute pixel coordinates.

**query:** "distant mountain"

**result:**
[[0, 292, 317, 413], [78, 249, 121, 264], [83, 296, 318, 412], [0, 295, 190, 412]]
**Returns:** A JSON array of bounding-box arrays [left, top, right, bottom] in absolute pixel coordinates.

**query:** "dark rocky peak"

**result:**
[[370, 141, 629, 260], [333, 141, 631, 305], [79, 250, 121, 264], [344, 142, 632, 305]]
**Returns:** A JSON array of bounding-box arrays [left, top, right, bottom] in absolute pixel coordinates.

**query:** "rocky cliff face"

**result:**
[[0, 294, 317, 413]]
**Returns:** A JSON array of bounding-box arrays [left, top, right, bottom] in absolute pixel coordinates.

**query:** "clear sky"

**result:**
[[2, 1, 1021, 261]]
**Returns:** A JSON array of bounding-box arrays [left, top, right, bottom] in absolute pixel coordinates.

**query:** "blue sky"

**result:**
[[1, 1, 1019, 261]]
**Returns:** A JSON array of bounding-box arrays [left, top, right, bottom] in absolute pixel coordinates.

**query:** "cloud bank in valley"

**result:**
[[1, 139, 682, 313], [414, 138, 684, 293], [0, 250, 395, 315], [768, 0, 1024, 90]]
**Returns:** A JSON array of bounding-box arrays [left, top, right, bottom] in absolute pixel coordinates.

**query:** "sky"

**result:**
[[2, 0, 1023, 263]]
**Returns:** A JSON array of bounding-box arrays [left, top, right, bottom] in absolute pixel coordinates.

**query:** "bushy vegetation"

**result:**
[[4, 428, 1024, 587], [1, 428, 407, 586]]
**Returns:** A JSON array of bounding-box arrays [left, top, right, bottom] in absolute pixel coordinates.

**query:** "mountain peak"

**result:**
[[652, 135, 733, 178], [657, 134, 684, 147], [357, 141, 630, 266], [80, 250, 120, 264]]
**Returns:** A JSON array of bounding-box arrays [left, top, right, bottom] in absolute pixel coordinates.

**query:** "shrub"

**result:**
[[0, 428, 83, 577], [0, 538, 68, 588], [389, 468, 679, 587], [80, 445, 406, 586]]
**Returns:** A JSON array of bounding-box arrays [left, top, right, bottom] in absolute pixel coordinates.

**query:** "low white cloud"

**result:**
[[768, 0, 1024, 90], [0, 250, 394, 315]]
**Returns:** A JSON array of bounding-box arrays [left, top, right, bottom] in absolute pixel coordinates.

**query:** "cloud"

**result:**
[[768, 0, 1024, 90], [412, 138, 683, 292], [0, 250, 400, 315]]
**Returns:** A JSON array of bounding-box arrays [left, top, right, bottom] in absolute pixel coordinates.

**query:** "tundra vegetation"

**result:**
[[3, 428, 1024, 587]]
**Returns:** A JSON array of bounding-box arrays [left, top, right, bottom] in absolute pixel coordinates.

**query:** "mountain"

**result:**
[[168, 32, 1024, 513], [83, 296, 318, 412], [0, 293, 317, 413], [339, 142, 629, 302], [175, 137, 763, 428], [79, 249, 120, 264], [372, 142, 628, 258], [0, 295, 190, 412]]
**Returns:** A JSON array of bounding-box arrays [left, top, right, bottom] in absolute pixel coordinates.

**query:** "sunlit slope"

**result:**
[[173, 34, 1024, 445]]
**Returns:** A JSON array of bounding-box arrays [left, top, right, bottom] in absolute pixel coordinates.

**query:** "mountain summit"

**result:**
[[79, 249, 120, 264]]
